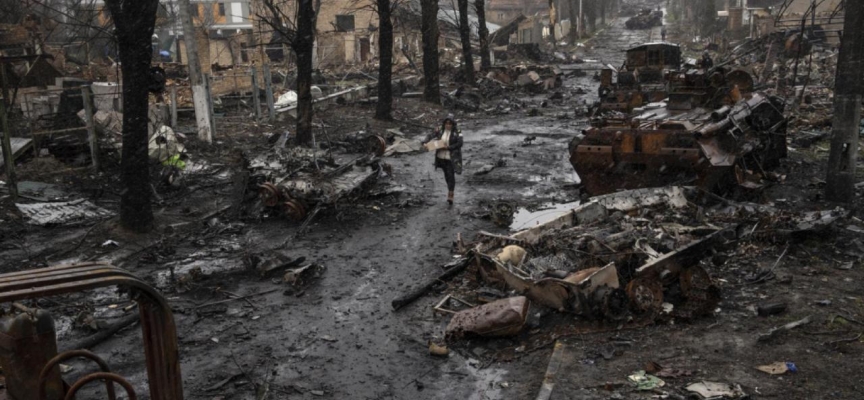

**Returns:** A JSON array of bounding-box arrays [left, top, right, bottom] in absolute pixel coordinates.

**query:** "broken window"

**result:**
[[335, 15, 355, 32], [240, 42, 250, 62]]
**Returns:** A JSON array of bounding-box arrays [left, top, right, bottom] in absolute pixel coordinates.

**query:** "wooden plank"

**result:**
[[535, 341, 568, 400]]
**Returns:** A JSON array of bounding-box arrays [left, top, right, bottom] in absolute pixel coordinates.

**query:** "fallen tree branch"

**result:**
[[195, 289, 280, 309], [825, 333, 863, 346], [61, 312, 140, 351], [391, 255, 473, 311], [758, 315, 812, 342]]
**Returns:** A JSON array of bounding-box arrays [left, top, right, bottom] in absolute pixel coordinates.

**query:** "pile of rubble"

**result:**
[[248, 134, 385, 224], [723, 30, 842, 145], [442, 64, 574, 113], [411, 186, 846, 345]]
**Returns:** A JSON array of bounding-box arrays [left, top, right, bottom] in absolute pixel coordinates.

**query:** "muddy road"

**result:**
[[145, 18, 661, 400], [15, 17, 661, 400]]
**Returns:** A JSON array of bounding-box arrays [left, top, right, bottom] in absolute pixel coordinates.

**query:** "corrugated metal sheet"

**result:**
[[16, 199, 114, 226]]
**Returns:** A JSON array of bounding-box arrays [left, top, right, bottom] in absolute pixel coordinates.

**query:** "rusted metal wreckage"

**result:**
[[252, 144, 383, 223], [580, 42, 786, 196], [0, 262, 183, 400], [597, 43, 756, 114], [439, 187, 846, 338], [464, 188, 724, 328]]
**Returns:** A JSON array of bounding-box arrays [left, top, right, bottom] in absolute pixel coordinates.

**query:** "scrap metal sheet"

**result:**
[[16, 199, 114, 226]]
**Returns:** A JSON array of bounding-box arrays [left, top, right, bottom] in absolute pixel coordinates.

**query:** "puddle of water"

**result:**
[[510, 201, 581, 231]]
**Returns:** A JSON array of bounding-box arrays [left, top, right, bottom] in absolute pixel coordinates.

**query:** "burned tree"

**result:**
[[258, 0, 318, 146], [474, 0, 490, 70], [696, 0, 716, 37], [103, 0, 159, 232], [457, 0, 474, 84], [568, 0, 579, 42], [548, 0, 556, 47], [421, 0, 440, 103], [826, 1, 864, 202], [375, 0, 395, 120]]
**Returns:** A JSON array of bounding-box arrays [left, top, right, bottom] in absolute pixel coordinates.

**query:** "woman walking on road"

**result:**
[[422, 116, 463, 205]]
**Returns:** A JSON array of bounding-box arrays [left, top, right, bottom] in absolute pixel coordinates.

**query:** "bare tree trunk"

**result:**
[[104, 0, 158, 232], [568, 0, 579, 42], [549, 0, 557, 47], [376, 0, 394, 120], [177, 0, 213, 143], [475, 0, 491, 70], [586, 0, 596, 33], [421, 0, 440, 102], [293, 0, 316, 146], [457, 0, 474, 84], [826, 1, 864, 202], [600, 0, 605, 25]]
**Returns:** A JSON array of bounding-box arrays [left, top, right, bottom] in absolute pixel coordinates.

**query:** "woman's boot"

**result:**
[[447, 191, 454, 205]]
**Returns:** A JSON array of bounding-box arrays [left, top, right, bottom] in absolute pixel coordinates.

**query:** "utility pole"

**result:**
[[825, 0, 864, 202], [177, 0, 213, 143]]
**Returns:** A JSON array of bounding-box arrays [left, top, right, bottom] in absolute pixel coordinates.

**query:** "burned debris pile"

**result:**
[[625, 9, 664, 30], [719, 31, 843, 148], [249, 144, 383, 224], [458, 188, 723, 326], [416, 186, 846, 350]]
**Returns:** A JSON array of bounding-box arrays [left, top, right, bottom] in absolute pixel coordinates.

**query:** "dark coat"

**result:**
[[423, 128, 463, 175]]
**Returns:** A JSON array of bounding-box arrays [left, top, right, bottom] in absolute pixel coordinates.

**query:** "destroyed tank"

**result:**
[[597, 43, 682, 113], [625, 9, 663, 30], [570, 93, 787, 195]]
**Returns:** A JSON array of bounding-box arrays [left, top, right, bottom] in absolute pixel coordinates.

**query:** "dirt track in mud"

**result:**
[[3, 14, 864, 400]]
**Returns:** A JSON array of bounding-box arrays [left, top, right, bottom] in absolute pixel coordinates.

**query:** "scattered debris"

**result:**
[[628, 370, 665, 391], [391, 256, 472, 311], [756, 361, 797, 375], [445, 296, 530, 339], [283, 264, 324, 286], [758, 316, 813, 342], [644, 361, 694, 378], [428, 341, 449, 357], [757, 302, 788, 317], [685, 381, 746, 399]]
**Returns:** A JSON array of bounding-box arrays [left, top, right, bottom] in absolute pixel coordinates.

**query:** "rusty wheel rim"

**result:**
[[679, 265, 721, 317], [259, 183, 281, 207], [282, 199, 307, 222], [626, 278, 664, 313], [680, 265, 711, 297], [366, 134, 386, 156]]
